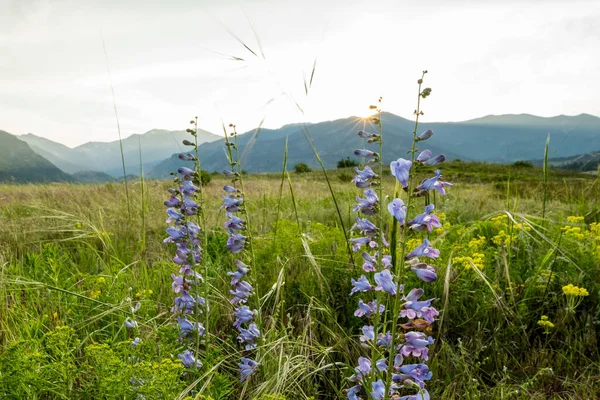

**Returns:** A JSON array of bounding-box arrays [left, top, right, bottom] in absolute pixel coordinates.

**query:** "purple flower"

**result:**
[[178, 167, 195, 179], [223, 169, 237, 177], [354, 299, 385, 318], [221, 196, 243, 213], [352, 216, 379, 236], [131, 337, 140, 347], [237, 323, 260, 350], [164, 196, 180, 207], [178, 152, 195, 161], [415, 170, 452, 196], [390, 158, 412, 188], [173, 291, 196, 313], [354, 356, 371, 380], [388, 198, 406, 225], [411, 263, 438, 282], [230, 281, 254, 304], [376, 359, 388, 372], [179, 350, 202, 368], [377, 331, 392, 348], [408, 204, 441, 232], [177, 316, 198, 337], [374, 269, 397, 295], [227, 233, 247, 254], [406, 239, 440, 260], [239, 357, 259, 382], [233, 306, 255, 329], [370, 380, 385, 400], [397, 363, 433, 385], [227, 260, 249, 285], [358, 130, 378, 139], [401, 294, 439, 323], [181, 197, 199, 215], [124, 318, 137, 329], [350, 275, 374, 295], [350, 237, 371, 252], [400, 332, 434, 360], [353, 166, 378, 183], [382, 255, 392, 269], [171, 274, 185, 293], [399, 390, 430, 400], [166, 208, 183, 224], [354, 149, 379, 158], [223, 185, 239, 193], [353, 189, 379, 215], [417, 129, 433, 141], [164, 227, 185, 243], [361, 252, 377, 272], [360, 325, 375, 345], [423, 154, 446, 166], [347, 385, 362, 400], [224, 213, 245, 232], [416, 149, 432, 163]]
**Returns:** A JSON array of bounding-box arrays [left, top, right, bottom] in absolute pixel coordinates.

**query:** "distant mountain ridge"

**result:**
[[18, 128, 221, 176], [148, 112, 600, 176], [0, 130, 74, 183], [3, 112, 600, 183]]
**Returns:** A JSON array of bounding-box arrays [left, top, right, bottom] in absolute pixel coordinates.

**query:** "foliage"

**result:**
[[337, 157, 359, 169], [293, 163, 312, 173]]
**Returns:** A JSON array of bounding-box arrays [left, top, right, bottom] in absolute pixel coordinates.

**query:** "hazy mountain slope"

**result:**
[[18, 133, 87, 173], [148, 112, 600, 177], [0, 130, 74, 183], [20, 129, 221, 176]]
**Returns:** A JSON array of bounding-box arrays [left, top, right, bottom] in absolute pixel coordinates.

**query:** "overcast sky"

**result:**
[[1, 0, 599, 147]]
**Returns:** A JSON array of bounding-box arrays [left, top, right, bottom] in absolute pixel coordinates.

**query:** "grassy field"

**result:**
[[0, 162, 599, 399]]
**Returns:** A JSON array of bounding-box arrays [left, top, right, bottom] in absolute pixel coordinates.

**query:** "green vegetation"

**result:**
[[0, 164, 599, 399], [293, 162, 312, 173]]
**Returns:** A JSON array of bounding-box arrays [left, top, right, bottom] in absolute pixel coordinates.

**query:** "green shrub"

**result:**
[[293, 163, 311, 173]]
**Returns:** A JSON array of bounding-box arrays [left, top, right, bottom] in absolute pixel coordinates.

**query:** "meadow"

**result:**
[[0, 155, 599, 399]]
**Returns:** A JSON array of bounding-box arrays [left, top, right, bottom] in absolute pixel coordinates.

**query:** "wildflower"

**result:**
[[221, 196, 243, 212], [223, 169, 237, 177], [400, 331, 434, 360], [361, 252, 377, 272], [377, 331, 392, 348], [124, 318, 138, 329], [358, 130, 379, 140], [376, 359, 388, 372], [352, 216, 379, 237], [408, 204, 441, 232], [406, 239, 440, 260], [416, 149, 432, 163], [414, 170, 452, 196], [350, 275, 374, 295], [416, 129, 433, 141], [239, 357, 259, 382], [350, 237, 371, 252], [370, 380, 386, 400], [233, 305, 255, 329], [171, 274, 185, 293], [400, 295, 439, 323], [423, 154, 445, 166], [388, 198, 407, 225], [178, 152, 195, 161], [227, 233, 247, 254], [390, 158, 412, 188], [374, 269, 397, 295], [411, 263, 438, 282], [223, 185, 239, 193], [354, 299, 385, 318], [352, 166, 378, 188], [237, 323, 260, 349], [164, 197, 180, 207], [354, 149, 379, 158], [562, 284, 589, 297], [354, 189, 379, 215], [354, 356, 372, 380], [395, 363, 433, 386], [227, 260, 249, 285], [178, 167, 195, 180], [179, 350, 202, 368], [537, 315, 555, 331], [224, 213, 246, 232], [399, 389, 430, 400], [347, 385, 363, 400], [360, 325, 375, 345], [131, 337, 140, 347], [230, 280, 254, 304]]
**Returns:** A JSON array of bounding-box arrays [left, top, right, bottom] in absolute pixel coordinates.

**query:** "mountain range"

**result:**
[[2, 112, 599, 183]]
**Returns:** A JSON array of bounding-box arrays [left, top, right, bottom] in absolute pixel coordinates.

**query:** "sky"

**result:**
[[1, 0, 600, 147]]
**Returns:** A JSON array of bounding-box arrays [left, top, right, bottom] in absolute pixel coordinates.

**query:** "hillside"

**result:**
[[149, 113, 600, 176], [19, 128, 220, 177], [0, 130, 74, 183]]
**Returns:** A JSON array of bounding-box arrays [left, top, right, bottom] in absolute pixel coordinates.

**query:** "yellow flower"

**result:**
[[562, 284, 589, 297], [90, 290, 101, 299], [468, 236, 486, 251], [537, 316, 555, 330], [96, 277, 105, 285], [567, 216, 585, 224]]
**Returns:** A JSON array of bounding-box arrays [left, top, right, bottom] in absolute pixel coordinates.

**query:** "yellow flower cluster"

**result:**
[[468, 236, 486, 250], [492, 230, 511, 246], [90, 290, 102, 299], [562, 284, 589, 297], [561, 226, 586, 241], [537, 315, 555, 329], [135, 289, 154, 298], [405, 238, 422, 253], [454, 253, 485, 270], [96, 277, 105, 285], [567, 216, 585, 224]]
